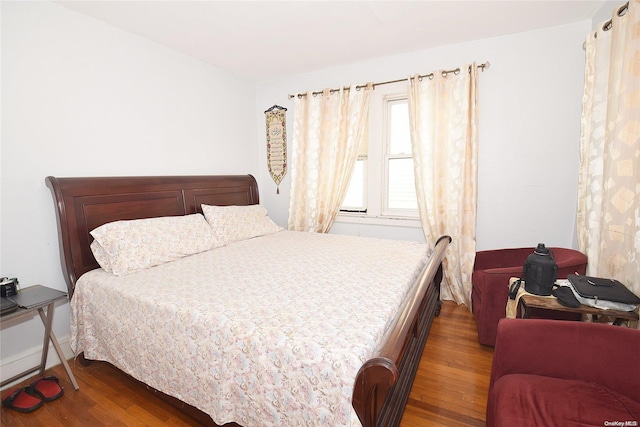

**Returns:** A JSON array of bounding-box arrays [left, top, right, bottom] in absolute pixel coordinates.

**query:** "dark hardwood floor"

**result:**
[[1, 301, 493, 426]]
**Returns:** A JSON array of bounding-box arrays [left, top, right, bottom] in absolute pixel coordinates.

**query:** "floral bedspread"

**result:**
[[71, 231, 430, 426]]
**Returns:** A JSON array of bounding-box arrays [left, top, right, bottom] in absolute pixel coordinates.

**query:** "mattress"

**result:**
[[70, 230, 430, 426]]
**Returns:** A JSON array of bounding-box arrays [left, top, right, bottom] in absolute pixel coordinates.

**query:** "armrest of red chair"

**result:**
[[473, 248, 533, 272], [550, 247, 588, 277], [489, 318, 640, 403], [473, 247, 586, 278], [471, 267, 521, 346], [472, 266, 523, 293], [471, 266, 522, 313]]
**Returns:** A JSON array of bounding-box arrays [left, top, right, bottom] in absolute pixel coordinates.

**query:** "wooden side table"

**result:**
[[0, 285, 79, 390], [517, 293, 639, 327]]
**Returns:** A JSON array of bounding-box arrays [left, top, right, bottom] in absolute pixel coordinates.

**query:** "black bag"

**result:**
[[567, 274, 640, 305]]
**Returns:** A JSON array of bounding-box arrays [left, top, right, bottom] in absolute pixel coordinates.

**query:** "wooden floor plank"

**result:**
[[1, 301, 492, 426], [400, 301, 493, 426]]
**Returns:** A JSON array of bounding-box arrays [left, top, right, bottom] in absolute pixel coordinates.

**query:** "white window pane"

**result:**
[[342, 160, 365, 209], [388, 158, 418, 210], [389, 101, 411, 155]]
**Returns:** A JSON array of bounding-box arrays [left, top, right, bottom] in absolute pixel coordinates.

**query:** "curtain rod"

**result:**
[[288, 61, 490, 99], [601, 1, 628, 33], [583, 1, 629, 49]]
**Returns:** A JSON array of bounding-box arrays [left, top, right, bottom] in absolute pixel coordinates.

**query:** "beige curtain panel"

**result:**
[[288, 84, 372, 233], [407, 64, 479, 307], [578, 0, 640, 298]]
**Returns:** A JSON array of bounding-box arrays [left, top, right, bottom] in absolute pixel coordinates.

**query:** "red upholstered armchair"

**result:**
[[487, 319, 640, 426], [471, 247, 587, 346]]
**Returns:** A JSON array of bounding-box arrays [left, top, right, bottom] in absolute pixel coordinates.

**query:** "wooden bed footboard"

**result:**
[[352, 235, 450, 427]]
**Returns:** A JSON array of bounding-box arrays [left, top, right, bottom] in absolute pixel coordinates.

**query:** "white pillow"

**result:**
[[90, 214, 219, 276], [90, 240, 113, 273], [201, 204, 283, 245]]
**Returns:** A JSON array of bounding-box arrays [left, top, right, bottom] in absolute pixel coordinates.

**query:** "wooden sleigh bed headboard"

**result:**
[[46, 174, 259, 297], [46, 174, 450, 427]]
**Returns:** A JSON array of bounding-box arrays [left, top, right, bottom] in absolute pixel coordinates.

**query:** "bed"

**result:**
[[46, 174, 450, 427]]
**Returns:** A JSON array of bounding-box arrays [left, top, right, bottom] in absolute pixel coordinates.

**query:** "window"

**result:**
[[340, 82, 418, 220], [341, 158, 366, 211], [385, 99, 418, 214]]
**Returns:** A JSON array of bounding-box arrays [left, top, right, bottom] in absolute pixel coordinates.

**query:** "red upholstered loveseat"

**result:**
[[471, 247, 587, 346], [487, 318, 640, 427]]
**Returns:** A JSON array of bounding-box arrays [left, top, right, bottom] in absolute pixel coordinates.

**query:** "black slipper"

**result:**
[[2, 387, 44, 413], [27, 375, 64, 402], [553, 286, 581, 308]]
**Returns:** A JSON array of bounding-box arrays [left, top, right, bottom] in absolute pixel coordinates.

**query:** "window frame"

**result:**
[[382, 96, 419, 218], [338, 81, 420, 225]]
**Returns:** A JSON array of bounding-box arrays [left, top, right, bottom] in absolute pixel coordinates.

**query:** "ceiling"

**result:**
[[56, 1, 607, 83]]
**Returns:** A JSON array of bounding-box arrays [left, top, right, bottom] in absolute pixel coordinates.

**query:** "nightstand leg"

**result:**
[[37, 305, 80, 390], [38, 304, 54, 375], [517, 298, 531, 319]]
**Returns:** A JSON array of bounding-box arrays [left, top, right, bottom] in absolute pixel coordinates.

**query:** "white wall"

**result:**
[[255, 20, 592, 252], [0, 1, 258, 383]]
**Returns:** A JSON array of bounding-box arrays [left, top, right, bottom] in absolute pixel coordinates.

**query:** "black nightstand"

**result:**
[[0, 285, 79, 390]]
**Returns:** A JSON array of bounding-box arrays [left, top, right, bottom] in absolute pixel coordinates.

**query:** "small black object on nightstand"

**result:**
[[0, 297, 18, 316]]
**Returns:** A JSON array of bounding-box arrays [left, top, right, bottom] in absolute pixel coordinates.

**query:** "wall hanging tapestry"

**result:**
[[265, 105, 287, 194]]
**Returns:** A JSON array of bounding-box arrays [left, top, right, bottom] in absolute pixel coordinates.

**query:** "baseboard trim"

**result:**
[[0, 335, 74, 390]]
